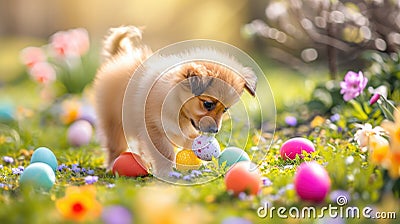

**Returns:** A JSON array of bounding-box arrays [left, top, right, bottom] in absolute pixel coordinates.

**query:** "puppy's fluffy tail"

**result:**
[[102, 26, 147, 59]]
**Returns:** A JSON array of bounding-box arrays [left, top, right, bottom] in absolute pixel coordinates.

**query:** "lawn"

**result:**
[[0, 31, 399, 224]]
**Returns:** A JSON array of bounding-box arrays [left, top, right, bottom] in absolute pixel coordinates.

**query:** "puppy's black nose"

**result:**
[[206, 127, 219, 133]]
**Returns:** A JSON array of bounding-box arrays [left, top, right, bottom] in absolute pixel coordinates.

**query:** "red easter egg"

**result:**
[[112, 152, 148, 177], [294, 161, 331, 202], [280, 137, 315, 160], [224, 161, 261, 196]]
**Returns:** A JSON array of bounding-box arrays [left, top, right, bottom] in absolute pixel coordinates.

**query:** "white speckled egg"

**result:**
[[192, 135, 221, 161]]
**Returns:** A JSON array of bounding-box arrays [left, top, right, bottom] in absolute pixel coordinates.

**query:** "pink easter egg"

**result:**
[[67, 120, 93, 147], [294, 161, 331, 202], [280, 137, 315, 160]]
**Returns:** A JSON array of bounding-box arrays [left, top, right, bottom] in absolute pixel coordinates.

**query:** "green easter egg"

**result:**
[[20, 162, 55, 191], [30, 147, 58, 171], [218, 147, 250, 168]]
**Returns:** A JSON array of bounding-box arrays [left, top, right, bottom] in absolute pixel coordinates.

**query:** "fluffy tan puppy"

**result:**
[[94, 26, 257, 178]]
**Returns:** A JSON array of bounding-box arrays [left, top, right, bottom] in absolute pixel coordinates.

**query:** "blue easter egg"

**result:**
[[0, 101, 14, 121], [30, 147, 58, 171], [20, 162, 55, 191], [218, 147, 250, 168]]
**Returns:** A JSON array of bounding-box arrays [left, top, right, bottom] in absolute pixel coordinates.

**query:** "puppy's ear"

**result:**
[[183, 63, 213, 96], [242, 67, 257, 96]]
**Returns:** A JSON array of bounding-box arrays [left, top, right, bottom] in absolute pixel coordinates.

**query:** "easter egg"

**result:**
[[79, 105, 97, 125], [0, 100, 14, 121], [30, 147, 58, 171], [224, 161, 261, 196], [192, 135, 221, 161], [175, 149, 202, 171], [218, 147, 250, 168], [112, 152, 148, 177], [19, 162, 55, 191], [67, 120, 93, 147], [294, 161, 331, 202], [280, 137, 315, 160]]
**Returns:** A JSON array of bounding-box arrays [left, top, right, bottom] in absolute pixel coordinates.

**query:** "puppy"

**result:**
[[94, 26, 257, 178]]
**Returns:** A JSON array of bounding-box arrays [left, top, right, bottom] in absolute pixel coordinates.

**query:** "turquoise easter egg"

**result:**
[[20, 162, 55, 191], [30, 147, 58, 171], [218, 147, 250, 168]]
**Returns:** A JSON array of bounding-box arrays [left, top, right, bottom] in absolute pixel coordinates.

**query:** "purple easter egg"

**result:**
[[280, 137, 315, 160], [294, 161, 331, 202], [192, 135, 221, 161], [67, 120, 93, 147]]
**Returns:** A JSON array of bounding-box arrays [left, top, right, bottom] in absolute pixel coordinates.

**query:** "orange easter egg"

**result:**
[[175, 149, 202, 171], [224, 161, 261, 196], [112, 152, 148, 177]]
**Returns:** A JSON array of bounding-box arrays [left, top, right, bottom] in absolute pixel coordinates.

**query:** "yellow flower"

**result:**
[[381, 107, 400, 154], [60, 99, 81, 124], [56, 185, 102, 222], [368, 135, 390, 165], [387, 151, 400, 179], [310, 116, 325, 128]]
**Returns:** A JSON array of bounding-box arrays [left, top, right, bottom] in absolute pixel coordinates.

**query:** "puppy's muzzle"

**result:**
[[199, 116, 219, 133]]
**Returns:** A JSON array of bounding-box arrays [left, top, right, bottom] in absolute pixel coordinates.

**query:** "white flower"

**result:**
[[354, 123, 386, 150]]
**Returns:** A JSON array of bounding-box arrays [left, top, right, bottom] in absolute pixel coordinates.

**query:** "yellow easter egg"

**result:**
[[175, 149, 201, 171]]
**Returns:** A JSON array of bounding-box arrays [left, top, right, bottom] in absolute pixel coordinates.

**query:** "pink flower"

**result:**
[[29, 62, 56, 85], [369, 93, 381, 105], [340, 71, 368, 101], [50, 28, 90, 58], [20, 47, 46, 68]]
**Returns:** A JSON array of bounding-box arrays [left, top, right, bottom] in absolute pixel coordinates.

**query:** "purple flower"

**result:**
[[340, 71, 368, 101], [106, 183, 115, 188], [12, 166, 24, 175], [84, 175, 98, 184], [102, 206, 132, 224], [57, 164, 68, 172], [221, 217, 252, 224], [87, 169, 95, 175], [238, 192, 248, 200], [285, 116, 297, 126], [71, 164, 81, 173], [261, 177, 272, 187], [330, 190, 351, 204], [3, 156, 14, 164], [191, 170, 202, 177], [369, 93, 380, 105], [183, 175, 192, 181], [168, 171, 182, 179], [0, 164, 3, 169], [330, 113, 340, 122]]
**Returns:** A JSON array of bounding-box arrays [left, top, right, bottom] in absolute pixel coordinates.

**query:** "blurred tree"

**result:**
[[244, 0, 400, 80]]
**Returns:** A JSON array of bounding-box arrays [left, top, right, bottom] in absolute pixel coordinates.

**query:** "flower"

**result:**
[[29, 62, 56, 85], [56, 185, 102, 222], [84, 175, 99, 185], [191, 170, 202, 177], [71, 164, 81, 173], [60, 99, 82, 124], [50, 28, 90, 58], [369, 93, 381, 105], [261, 177, 272, 187], [284, 116, 297, 126], [381, 106, 400, 178], [87, 169, 95, 175], [101, 206, 132, 224], [57, 164, 68, 172], [20, 47, 46, 68], [183, 175, 192, 181], [2, 156, 14, 164], [12, 166, 24, 175], [354, 123, 386, 149], [168, 171, 182, 179], [340, 71, 368, 101], [310, 116, 325, 128], [368, 85, 388, 98], [330, 113, 340, 122]]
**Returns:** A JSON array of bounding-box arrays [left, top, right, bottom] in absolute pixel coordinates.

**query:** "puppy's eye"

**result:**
[[203, 101, 216, 111]]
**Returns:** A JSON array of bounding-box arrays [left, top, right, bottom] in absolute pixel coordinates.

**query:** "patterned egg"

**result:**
[[192, 135, 221, 161], [175, 149, 202, 171], [294, 161, 331, 202], [20, 162, 55, 191], [30, 147, 58, 171]]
